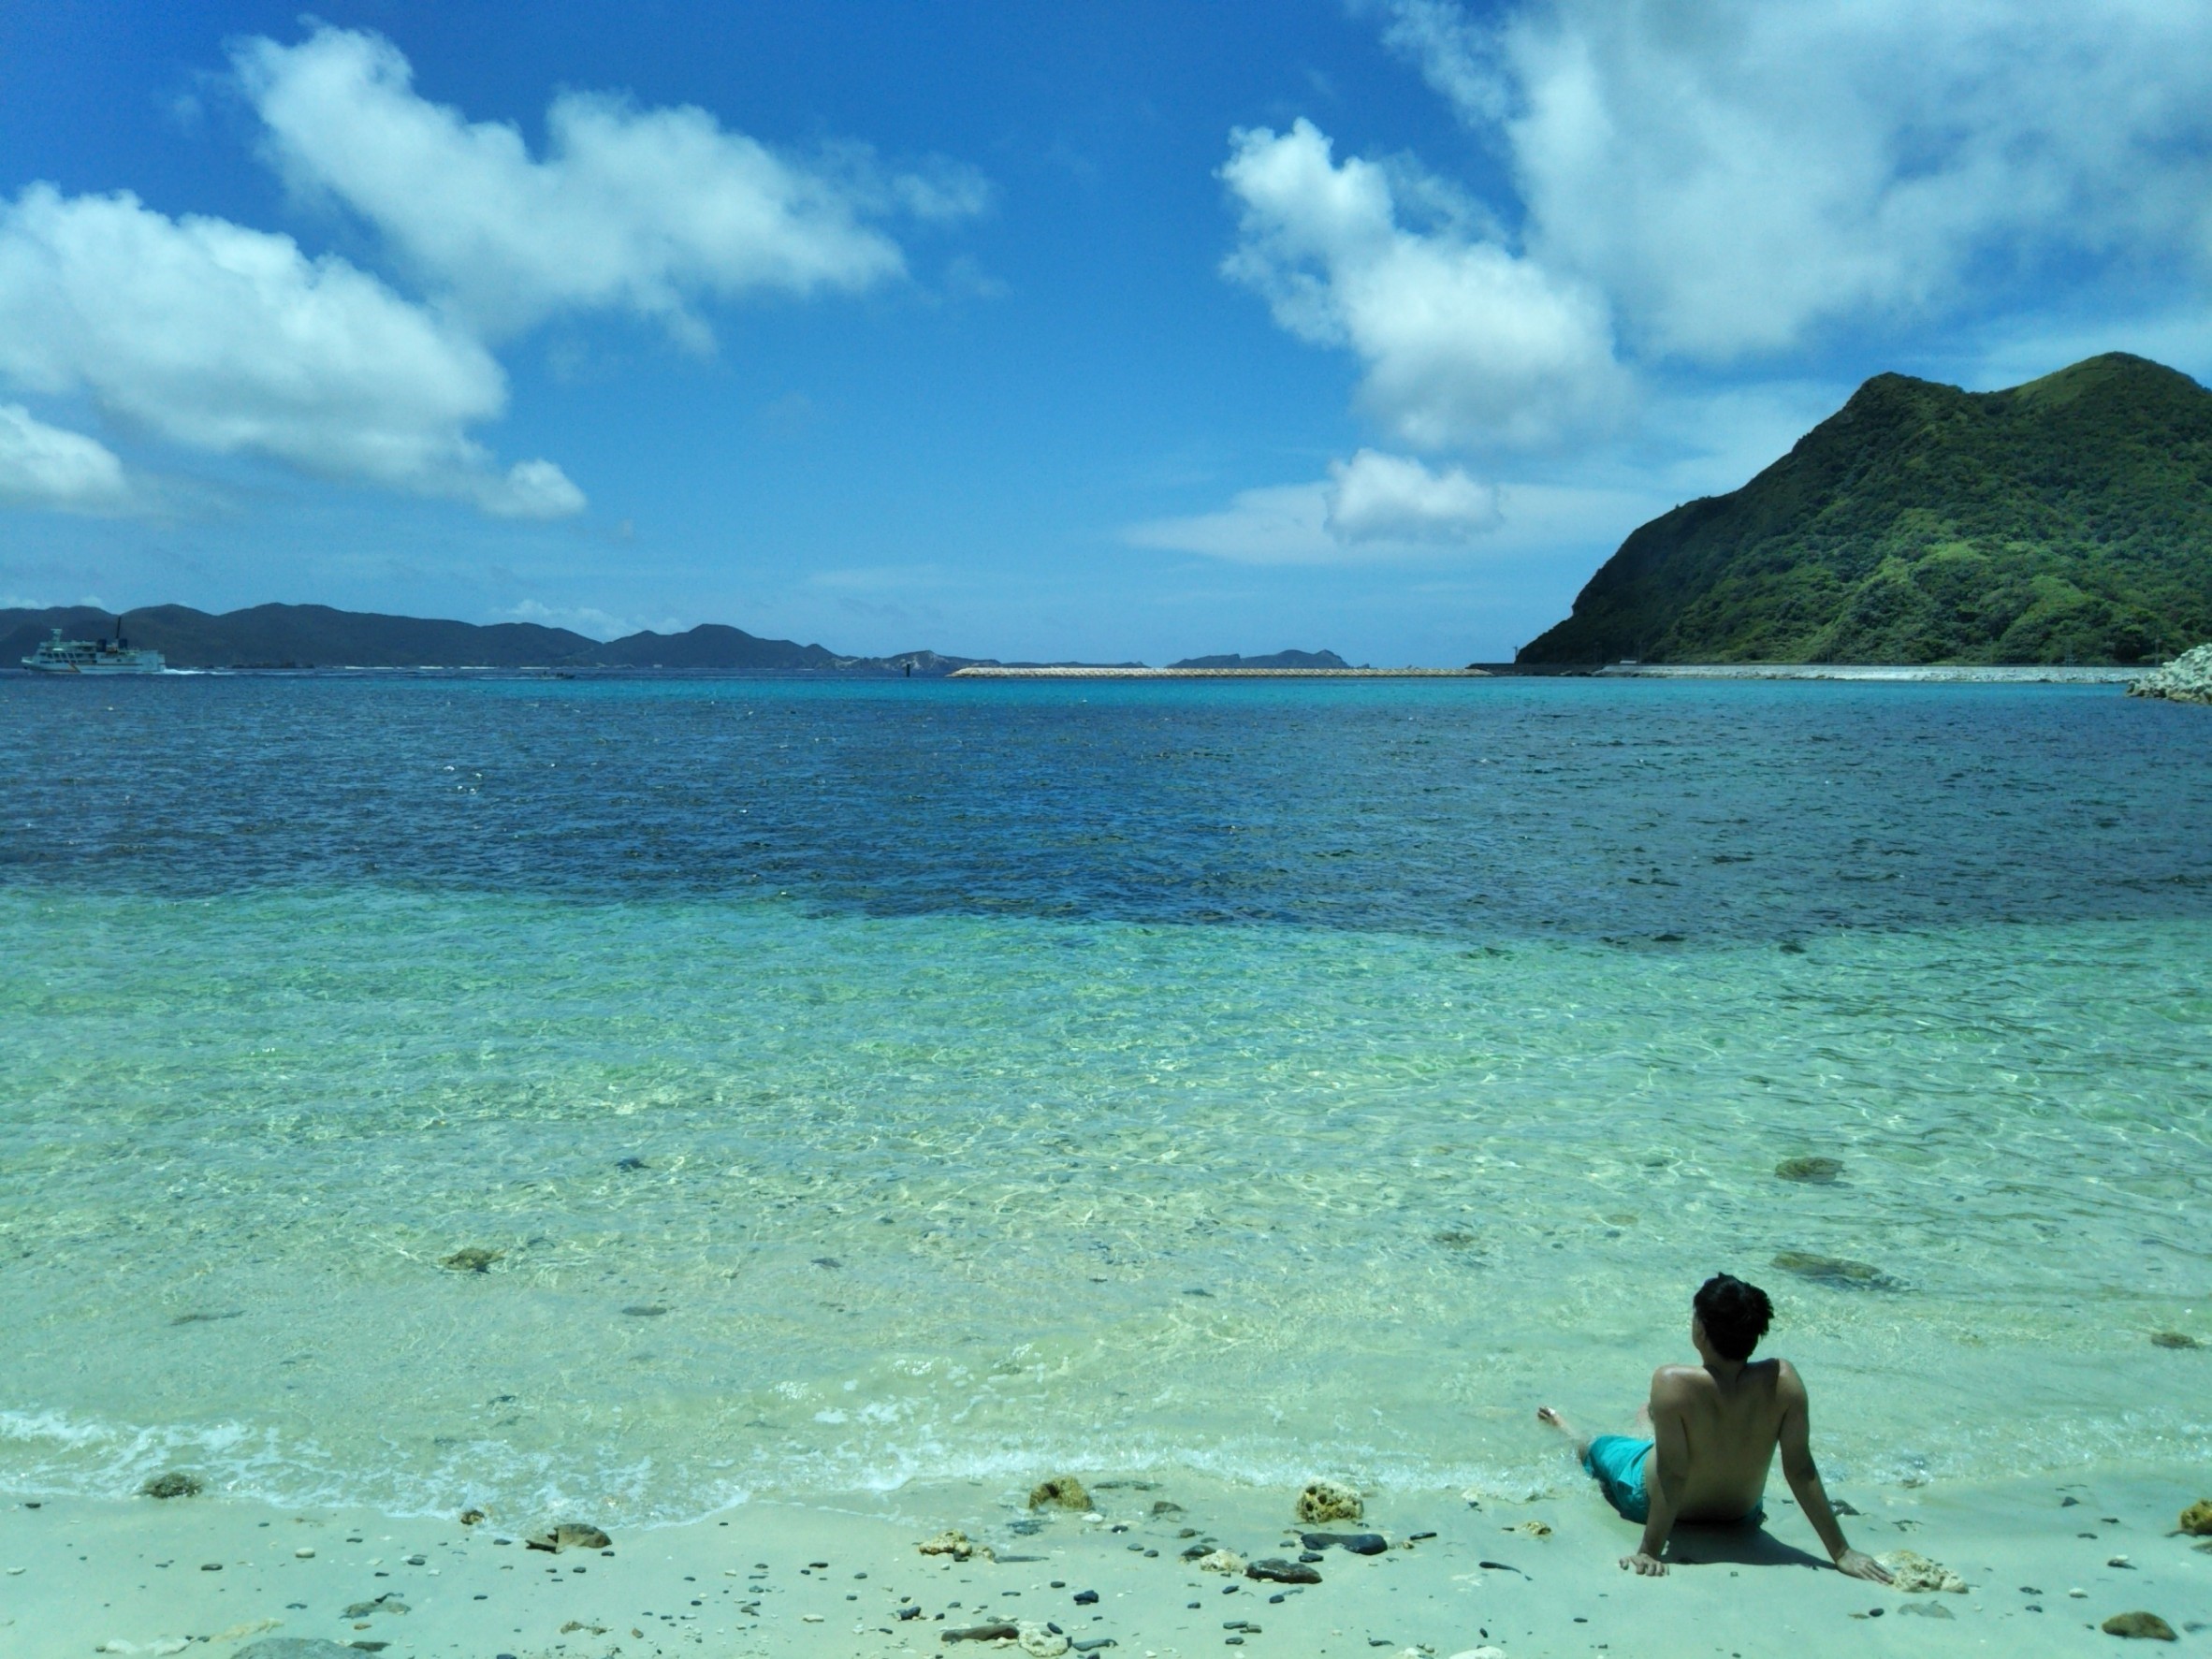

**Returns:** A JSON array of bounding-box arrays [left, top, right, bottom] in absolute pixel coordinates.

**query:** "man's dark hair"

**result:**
[[1694, 1273, 1773, 1361]]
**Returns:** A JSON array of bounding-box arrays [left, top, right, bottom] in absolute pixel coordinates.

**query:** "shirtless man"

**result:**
[[1537, 1273, 1891, 1581]]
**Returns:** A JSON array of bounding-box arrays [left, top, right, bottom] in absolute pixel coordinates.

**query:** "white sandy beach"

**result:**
[[7, 1465, 2207, 1659]]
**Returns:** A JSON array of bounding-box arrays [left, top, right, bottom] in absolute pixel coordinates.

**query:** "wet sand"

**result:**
[[7, 1466, 2206, 1658]]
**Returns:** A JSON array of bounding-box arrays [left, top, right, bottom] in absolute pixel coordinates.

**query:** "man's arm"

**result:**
[[1623, 1371, 1688, 1576], [1777, 1362, 1890, 1583]]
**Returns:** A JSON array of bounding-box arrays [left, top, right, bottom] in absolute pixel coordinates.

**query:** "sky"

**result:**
[[3, 2, 2209, 663]]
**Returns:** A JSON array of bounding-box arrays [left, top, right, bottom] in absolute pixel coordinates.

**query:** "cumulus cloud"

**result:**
[[0, 404, 128, 511], [0, 183, 581, 515], [1127, 449, 1500, 563], [236, 26, 986, 344], [1220, 119, 1624, 449], [1375, 0, 2212, 360], [1326, 447, 1498, 542]]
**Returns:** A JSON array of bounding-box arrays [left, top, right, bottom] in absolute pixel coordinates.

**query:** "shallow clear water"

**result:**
[[3, 676, 2208, 1521]]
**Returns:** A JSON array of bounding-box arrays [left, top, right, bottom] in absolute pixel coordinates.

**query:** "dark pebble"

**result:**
[[1073, 1591, 1099, 1605]]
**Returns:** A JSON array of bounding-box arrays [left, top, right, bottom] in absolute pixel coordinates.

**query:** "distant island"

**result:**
[[0, 603, 937, 673], [2, 602, 1352, 677], [1519, 352, 2212, 666]]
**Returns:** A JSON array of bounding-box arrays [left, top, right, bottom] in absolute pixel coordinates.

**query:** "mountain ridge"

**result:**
[[1519, 352, 2212, 665]]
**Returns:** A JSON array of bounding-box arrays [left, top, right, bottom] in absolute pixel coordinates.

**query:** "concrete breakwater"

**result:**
[[950, 665, 1491, 678]]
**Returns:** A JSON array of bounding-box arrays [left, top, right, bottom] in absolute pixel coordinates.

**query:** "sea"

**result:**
[[3, 674, 2208, 1524]]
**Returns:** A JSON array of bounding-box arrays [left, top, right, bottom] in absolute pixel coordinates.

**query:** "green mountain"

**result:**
[[1518, 353, 2212, 664], [0, 603, 970, 673]]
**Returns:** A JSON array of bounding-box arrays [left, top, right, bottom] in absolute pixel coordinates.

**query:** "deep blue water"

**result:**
[[8, 675, 2212, 938]]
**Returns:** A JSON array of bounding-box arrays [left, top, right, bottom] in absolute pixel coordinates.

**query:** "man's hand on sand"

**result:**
[[1834, 1548, 1891, 1583], [1619, 1550, 1666, 1577]]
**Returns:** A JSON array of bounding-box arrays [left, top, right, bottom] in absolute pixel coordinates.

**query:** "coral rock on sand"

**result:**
[[1876, 1550, 1968, 1593], [441, 1246, 501, 1273], [1197, 1550, 1247, 1575], [458, 1506, 487, 1525], [1018, 1623, 1071, 1656], [2178, 1499, 2212, 1535], [1775, 1157, 1844, 1183], [1029, 1476, 1092, 1511], [1296, 1479, 1363, 1522], [139, 1471, 202, 1499], [525, 1521, 611, 1552], [236, 1644, 369, 1659], [2127, 643, 2212, 706], [2149, 1332, 2200, 1349], [920, 1529, 983, 1560], [2101, 1611, 2178, 1640], [1448, 1650, 1507, 1659]]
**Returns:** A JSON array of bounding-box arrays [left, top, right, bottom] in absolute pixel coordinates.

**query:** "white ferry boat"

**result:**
[[22, 623, 167, 674]]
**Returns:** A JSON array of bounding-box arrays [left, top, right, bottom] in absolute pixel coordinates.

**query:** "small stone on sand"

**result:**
[[441, 1247, 501, 1273], [140, 1472, 202, 1500], [524, 1521, 611, 1552], [2149, 1332, 2200, 1349], [1771, 1251, 1900, 1290], [1775, 1157, 1844, 1183]]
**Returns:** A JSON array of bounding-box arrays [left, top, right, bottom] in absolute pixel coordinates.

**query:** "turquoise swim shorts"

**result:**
[[1581, 1433, 1653, 1522]]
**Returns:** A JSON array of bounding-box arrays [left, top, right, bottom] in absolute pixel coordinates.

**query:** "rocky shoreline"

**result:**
[[6, 1465, 2207, 1658], [2127, 641, 2212, 705]]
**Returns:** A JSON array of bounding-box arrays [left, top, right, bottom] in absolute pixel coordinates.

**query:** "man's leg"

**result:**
[[1536, 1405, 1592, 1461]]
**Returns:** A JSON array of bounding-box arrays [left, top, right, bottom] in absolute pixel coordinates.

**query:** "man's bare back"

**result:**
[[1539, 1273, 1890, 1581]]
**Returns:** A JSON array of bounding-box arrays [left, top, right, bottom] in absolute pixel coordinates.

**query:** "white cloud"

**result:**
[[1377, 0, 2212, 360], [1127, 449, 1501, 564], [1326, 447, 1498, 542], [479, 458, 587, 519], [0, 183, 581, 516], [1128, 483, 1336, 564], [505, 599, 650, 639], [1220, 119, 1625, 449], [236, 26, 985, 344], [0, 404, 128, 511]]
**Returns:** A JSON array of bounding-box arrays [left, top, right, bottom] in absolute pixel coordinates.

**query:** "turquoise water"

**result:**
[[2, 677, 2208, 1521]]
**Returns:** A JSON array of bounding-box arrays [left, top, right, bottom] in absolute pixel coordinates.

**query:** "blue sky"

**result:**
[[3, 2, 2209, 662]]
